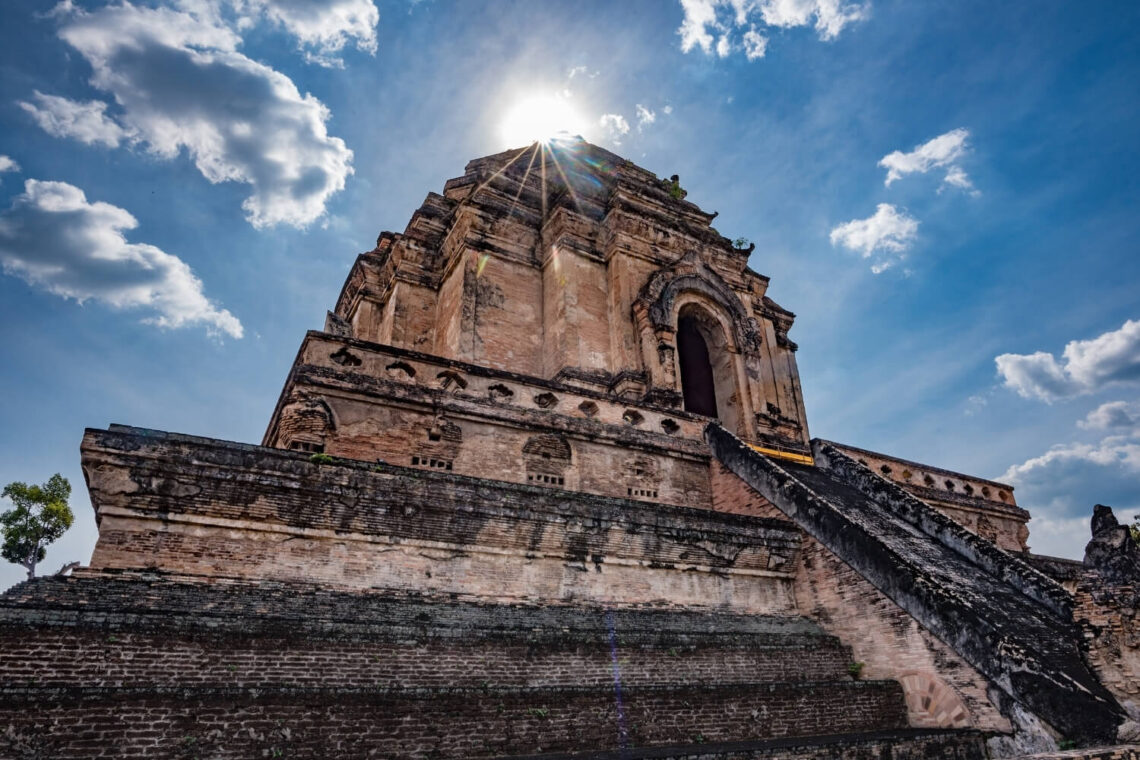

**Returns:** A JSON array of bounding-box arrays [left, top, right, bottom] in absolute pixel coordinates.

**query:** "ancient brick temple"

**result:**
[[2, 138, 1138, 759]]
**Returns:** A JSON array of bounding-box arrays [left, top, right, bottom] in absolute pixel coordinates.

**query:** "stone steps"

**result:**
[[1, 574, 860, 689], [0, 574, 919, 759], [0, 680, 909, 759], [506, 728, 987, 760], [706, 424, 1125, 746], [0, 629, 858, 690]]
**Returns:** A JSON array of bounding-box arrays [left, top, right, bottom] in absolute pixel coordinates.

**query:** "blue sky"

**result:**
[[1, 0, 1138, 588]]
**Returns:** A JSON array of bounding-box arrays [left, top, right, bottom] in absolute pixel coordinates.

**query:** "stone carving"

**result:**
[[386, 360, 416, 379], [330, 346, 362, 367], [488, 383, 514, 401], [1084, 504, 1140, 585], [533, 392, 559, 409], [622, 409, 644, 426], [436, 370, 467, 391]]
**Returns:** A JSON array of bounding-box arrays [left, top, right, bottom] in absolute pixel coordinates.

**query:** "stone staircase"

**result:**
[[705, 423, 1125, 748], [0, 574, 985, 759]]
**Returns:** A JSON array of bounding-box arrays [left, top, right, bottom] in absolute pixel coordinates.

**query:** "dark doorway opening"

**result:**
[[678, 315, 719, 417]]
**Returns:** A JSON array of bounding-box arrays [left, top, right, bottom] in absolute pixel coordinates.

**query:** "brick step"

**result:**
[[506, 728, 987, 760], [0, 680, 909, 759], [1, 629, 857, 689], [0, 574, 825, 645]]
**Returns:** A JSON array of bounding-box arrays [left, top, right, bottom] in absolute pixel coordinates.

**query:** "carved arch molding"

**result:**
[[633, 252, 764, 405], [634, 251, 763, 353]]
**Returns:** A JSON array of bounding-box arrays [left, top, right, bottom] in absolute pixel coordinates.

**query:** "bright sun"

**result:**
[[499, 95, 586, 147]]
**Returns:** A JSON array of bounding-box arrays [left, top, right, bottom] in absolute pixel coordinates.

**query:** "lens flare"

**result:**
[[499, 95, 585, 146]]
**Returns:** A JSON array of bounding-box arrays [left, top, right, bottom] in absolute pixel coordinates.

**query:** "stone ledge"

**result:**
[[81, 426, 803, 606], [89, 425, 792, 541], [1, 575, 830, 645], [267, 331, 713, 444], [0, 679, 904, 706]]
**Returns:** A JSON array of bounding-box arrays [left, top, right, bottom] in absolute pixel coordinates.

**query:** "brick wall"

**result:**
[[82, 427, 800, 612], [0, 681, 908, 760], [1071, 569, 1140, 710], [0, 576, 919, 759], [268, 333, 719, 510], [0, 630, 854, 691]]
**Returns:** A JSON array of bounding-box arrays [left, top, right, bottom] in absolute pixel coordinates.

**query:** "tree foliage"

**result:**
[[1, 474, 73, 580]]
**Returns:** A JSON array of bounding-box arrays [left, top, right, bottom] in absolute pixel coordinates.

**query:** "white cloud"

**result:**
[[994, 352, 1077, 402], [742, 28, 768, 59], [1079, 401, 1140, 431], [678, 0, 867, 57], [715, 33, 732, 57], [941, 164, 977, 195], [879, 128, 975, 192], [963, 391, 989, 417], [995, 320, 1140, 402], [635, 104, 656, 130], [758, 0, 869, 40], [663, 105, 674, 115], [566, 65, 598, 81], [678, 0, 719, 54], [1001, 436, 1140, 557], [18, 91, 131, 148], [234, 0, 379, 67], [33, 1, 353, 229], [598, 113, 630, 145], [0, 179, 242, 338], [829, 203, 918, 273], [0, 156, 19, 175]]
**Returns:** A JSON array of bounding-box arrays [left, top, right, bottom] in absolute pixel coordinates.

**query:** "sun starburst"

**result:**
[[499, 94, 585, 147]]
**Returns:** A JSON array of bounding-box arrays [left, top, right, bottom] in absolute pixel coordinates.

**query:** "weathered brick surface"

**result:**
[[267, 333, 716, 509], [812, 441, 1069, 617], [0, 578, 855, 690], [315, 141, 812, 460], [0, 682, 909, 759], [0, 630, 855, 691], [9, 141, 1118, 760], [0, 575, 917, 759], [1072, 570, 1140, 710], [82, 426, 799, 612]]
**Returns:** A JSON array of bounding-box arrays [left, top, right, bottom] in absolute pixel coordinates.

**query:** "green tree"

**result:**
[[1, 474, 73, 580]]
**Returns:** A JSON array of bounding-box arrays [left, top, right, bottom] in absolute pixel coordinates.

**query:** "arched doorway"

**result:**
[[678, 315, 718, 417], [676, 305, 742, 433]]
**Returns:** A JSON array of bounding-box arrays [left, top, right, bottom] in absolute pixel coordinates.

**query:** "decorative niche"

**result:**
[[523, 434, 572, 488]]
